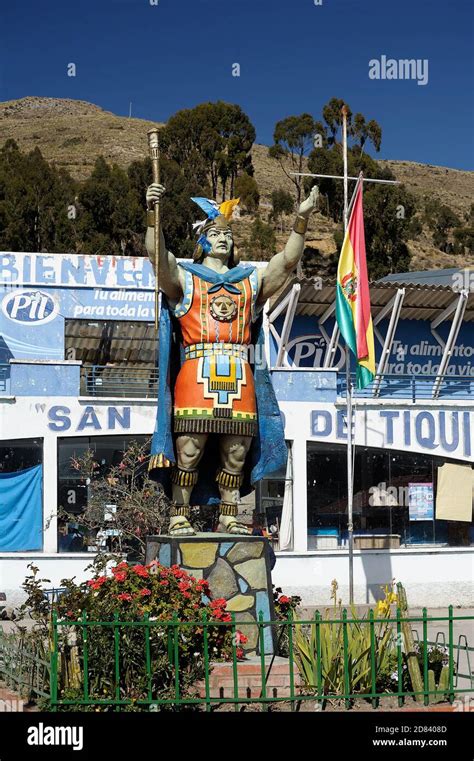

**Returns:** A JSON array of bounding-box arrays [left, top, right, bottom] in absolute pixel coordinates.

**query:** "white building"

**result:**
[[0, 254, 473, 607]]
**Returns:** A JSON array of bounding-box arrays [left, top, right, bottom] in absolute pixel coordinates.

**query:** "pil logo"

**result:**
[[1, 289, 59, 325], [286, 333, 328, 367]]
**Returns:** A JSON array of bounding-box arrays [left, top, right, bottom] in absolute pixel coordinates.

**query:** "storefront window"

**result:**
[[307, 443, 473, 549], [256, 444, 291, 550], [0, 439, 43, 552], [0, 438, 43, 473], [57, 435, 149, 553]]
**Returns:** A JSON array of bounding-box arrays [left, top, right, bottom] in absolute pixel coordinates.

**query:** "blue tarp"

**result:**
[[0, 465, 43, 551]]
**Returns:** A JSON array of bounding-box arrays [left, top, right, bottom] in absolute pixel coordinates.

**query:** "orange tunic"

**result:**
[[171, 264, 260, 437]]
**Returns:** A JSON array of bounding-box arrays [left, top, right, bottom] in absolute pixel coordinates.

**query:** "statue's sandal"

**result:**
[[169, 516, 195, 536]]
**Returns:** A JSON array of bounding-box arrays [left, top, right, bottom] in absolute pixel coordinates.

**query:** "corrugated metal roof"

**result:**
[[270, 278, 474, 322], [65, 320, 156, 366]]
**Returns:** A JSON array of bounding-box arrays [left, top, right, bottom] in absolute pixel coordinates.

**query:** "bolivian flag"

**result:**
[[336, 180, 376, 389]]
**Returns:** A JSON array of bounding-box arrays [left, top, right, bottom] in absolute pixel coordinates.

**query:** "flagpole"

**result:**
[[341, 105, 354, 605]]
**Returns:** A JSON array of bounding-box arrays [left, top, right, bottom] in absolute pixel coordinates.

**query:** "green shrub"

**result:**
[[293, 580, 396, 701], [21, 560, 247, 711]]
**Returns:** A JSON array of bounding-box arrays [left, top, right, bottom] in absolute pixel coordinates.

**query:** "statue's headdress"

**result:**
[[191, 197, 240, 265]]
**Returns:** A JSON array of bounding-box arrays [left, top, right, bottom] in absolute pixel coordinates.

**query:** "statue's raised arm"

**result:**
[[257, 185, 319, 303], [145, 183, 183, 302]]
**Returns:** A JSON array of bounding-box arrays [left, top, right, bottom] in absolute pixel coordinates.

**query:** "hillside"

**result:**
[[1, 96, 473, 272], [0, 97, 163, 179]]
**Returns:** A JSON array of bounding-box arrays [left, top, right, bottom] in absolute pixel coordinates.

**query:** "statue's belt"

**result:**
[[183, 342, 249, 361]]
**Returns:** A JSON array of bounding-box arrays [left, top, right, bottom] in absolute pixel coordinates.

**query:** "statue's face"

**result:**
[[206, 225, 233, 260]]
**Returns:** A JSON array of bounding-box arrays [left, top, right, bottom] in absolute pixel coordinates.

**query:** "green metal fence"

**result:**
[[48, 607, 474, 711], [0, 629, 50, 701]]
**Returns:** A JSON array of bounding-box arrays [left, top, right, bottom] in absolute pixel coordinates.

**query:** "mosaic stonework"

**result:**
[[145, 535, 276, 655]]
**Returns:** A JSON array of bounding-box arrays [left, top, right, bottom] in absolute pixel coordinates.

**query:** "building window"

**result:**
[[307, 443, 473, 549], [0, 439, 43, 473], [57, 435, 150, 553], [256, 443, 291, 550], [0, 439, 43, 552]]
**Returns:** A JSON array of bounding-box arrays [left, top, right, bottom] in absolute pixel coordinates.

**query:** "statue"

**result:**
[[145, 174, 319, 537]]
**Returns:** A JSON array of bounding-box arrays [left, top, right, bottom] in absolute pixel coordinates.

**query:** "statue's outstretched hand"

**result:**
[[298, 186, 319, 217], [146, 183, 166, 208]]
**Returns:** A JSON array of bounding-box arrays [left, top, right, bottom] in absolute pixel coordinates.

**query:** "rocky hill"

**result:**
[[1, 96, 472, 272]]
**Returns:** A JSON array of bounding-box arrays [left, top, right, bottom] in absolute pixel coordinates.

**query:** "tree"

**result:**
[[76, 157, 147, 256], [362, 184, 415, 278], [423, 198, 461, 253], [0, 139, 77, 253], [271, 188, 294, 231], [453, 227, 474, 255], [242, 217, 276, 261], [269, 113, 316, 204], [234, 172, 259, 213], [299, 97, 417, 277], [352, 114, 382, 155], [162, 101, 255, 200], [322, 98, 352, 146], [318, 98, 382, 154], [307, 144, 418, 277]]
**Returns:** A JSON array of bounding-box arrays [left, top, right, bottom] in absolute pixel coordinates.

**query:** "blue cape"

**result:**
[[149, 262, 287, 505]]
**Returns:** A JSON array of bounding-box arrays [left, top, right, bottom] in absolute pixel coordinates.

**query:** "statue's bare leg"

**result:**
[[170, 433, 208, 536], [216, 434, 252, 535]]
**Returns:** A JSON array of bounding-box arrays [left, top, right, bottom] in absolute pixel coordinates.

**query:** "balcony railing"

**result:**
[[338, 372, 474, 401], [83, 365, 158, 398]]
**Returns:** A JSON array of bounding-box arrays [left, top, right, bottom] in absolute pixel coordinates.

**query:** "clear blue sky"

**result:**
[[1, 0, 473, 169]]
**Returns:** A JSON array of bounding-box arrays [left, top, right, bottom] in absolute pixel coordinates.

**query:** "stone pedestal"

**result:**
[[145, 534, 276, 655]]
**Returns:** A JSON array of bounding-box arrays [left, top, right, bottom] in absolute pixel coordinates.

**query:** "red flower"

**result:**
[[211, 608, 231, 622], [236, 647, 245, 659], [210, 598, 227, 609], [139, 588, 151, 597], [114, 571, 127, 582], [159, 580, 169, 586], [116, 593, 132, 602], [132, 565, 149, 578], [178, 580, 190, 593], [278, 595, 291, 605], [235, 630, 248, 645], [112, 563, 128, 578], [87, 576, 107, 590]]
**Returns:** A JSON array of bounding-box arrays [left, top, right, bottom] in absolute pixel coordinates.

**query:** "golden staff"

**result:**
[[147, 128, 161, 331]]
